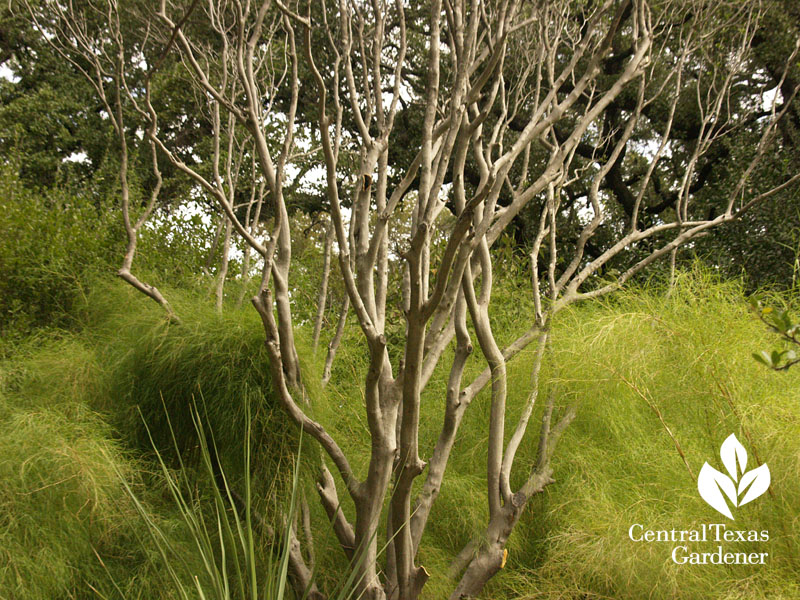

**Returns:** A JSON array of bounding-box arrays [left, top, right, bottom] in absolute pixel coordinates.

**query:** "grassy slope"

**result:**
[[1, 271, 798, 599], [0, 336, 200, 600], [0, 283, 295, 600]]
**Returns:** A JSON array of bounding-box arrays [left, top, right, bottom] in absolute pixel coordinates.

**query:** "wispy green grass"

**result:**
[[2, 269, 799, 599], [0, 282, 296, 599], [468, 269, 799, 599], [0, 347, 202, 599], [317, 268, 800, 598], [84, 281, 296, 490]]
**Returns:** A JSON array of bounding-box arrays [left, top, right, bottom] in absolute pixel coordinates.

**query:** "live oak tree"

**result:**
[[25, 0, 800, 598]]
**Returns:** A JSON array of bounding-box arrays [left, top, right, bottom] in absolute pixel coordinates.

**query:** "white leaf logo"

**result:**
[[697, 434, 770, 519], [698, 463, 737, 519], [738, 464, 770, 506], [720, 434, 747, 480]]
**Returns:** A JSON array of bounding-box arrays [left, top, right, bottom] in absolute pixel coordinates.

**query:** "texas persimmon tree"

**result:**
[[26, 0, 800, 598]]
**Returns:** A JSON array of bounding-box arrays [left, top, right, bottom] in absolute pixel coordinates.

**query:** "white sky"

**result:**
[[0, 64, 16, 82]]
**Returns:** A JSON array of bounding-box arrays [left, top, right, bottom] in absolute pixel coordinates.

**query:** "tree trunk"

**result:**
[[214, 216, 232, 312], [313, 217, 335, 353]]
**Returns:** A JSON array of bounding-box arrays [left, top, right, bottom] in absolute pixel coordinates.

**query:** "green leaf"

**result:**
[[753, 351, 772, 366]]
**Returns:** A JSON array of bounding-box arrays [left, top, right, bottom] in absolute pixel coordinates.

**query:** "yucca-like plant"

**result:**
[[112, 398, 369, 600]]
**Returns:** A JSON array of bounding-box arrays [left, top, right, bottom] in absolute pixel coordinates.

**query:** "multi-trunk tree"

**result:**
[[26, 0, 800, 598]]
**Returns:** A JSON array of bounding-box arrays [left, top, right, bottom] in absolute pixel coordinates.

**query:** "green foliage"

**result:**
[[136, 207, 226, 295], [474, 271, 799, 599], [0, 278, 364, 599], [86, 282, 297, 495], [0, 405, 128, 598], [0, 165, 120, 342], [121, 399, 301, 600], [0, 166, 225, 350], [749, 294, 800, 370], [0, 282, 306, 599], [122, 397, 372, 600], [0, 44, 109, 188]]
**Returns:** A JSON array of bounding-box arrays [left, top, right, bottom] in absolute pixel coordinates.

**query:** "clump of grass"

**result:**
[[77, 281, 299, 503], [0, 393, 196, 600], [120, 397, 380, 600], [116, 397, 294, 600], [0, 280, 302, 600]]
